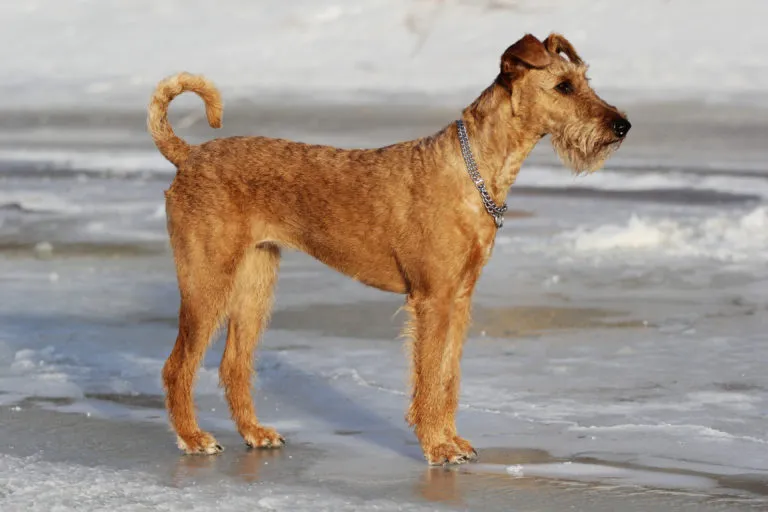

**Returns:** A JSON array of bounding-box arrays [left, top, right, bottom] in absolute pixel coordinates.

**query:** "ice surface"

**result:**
[[0, 454, 436, 512], [515, 166, 768, 200], [0, 149, 173, 175], [504, 461, 721, 490]]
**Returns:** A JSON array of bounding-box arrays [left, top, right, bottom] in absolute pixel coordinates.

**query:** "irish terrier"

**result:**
[[148, 33, 630, 465]]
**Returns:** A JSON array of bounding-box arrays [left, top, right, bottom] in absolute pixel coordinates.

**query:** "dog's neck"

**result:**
[[459, 83, 542, 203]]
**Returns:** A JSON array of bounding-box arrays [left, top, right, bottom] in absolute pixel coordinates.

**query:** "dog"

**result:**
[[148, 32, 630, 465]]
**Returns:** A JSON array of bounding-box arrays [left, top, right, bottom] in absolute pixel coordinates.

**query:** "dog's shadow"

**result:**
[[254, 350, 423, 462]]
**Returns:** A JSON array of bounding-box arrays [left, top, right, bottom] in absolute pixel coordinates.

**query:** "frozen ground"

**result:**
[[1, 102, 767, 509], [2, 1, 768, 510]]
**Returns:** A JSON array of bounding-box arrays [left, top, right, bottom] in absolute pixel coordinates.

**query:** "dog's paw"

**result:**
[[242, 424, 285, 449], [452, 435, 478, 461], [424, 442, 473, 466], [177, 431, 223, 455]]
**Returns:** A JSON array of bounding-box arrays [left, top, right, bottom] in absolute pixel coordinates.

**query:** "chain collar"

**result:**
[[456, 119, 508, 228]]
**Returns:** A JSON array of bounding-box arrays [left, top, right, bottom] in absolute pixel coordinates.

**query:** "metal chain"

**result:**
[[456, 119, 507, 228]]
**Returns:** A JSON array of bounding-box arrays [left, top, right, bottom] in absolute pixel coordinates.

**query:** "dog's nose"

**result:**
[[611, 118, 631, 138]]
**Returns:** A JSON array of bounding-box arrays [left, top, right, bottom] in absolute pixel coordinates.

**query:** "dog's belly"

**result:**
[[247, 213, 407, 293], [297, 238, 408, 294], [341, 265, 408, 294], [314, 249, 407, 294]]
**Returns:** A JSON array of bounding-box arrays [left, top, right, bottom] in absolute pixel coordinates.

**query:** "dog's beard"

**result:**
[[551, 123, 620, 175]]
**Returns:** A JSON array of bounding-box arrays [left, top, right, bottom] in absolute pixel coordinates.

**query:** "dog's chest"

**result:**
[[476, 233, 496, 268], [460, 200, 497, 265]]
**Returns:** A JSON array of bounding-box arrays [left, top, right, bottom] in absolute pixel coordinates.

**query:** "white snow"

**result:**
[[557, 206, 768, 263], [0, 0, 767, 108]]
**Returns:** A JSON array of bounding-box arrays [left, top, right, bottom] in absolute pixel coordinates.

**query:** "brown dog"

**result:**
[[148, 33, 629, 465]]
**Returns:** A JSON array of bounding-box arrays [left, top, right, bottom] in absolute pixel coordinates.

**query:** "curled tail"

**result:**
[[147, 72, 222, 167]]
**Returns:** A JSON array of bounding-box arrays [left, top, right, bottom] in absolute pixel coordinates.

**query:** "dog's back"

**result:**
[[149, 73, 466, 293]]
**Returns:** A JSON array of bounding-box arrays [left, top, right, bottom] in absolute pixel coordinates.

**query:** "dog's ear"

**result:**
[[543, 33, 583, 65], [498, 34, 551, 92], [500, 34, 551, 74]]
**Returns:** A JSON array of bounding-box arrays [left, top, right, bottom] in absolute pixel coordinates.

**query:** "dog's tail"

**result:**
[[147, 72, 222, 167]]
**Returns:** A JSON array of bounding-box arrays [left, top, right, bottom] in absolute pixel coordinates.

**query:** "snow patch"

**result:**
[[560, 206, 768, 262]]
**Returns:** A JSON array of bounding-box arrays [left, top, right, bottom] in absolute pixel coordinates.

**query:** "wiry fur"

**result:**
[[551, 120, 621, 173], [148, 72, 223, 166], [149, 32, 629, 465]]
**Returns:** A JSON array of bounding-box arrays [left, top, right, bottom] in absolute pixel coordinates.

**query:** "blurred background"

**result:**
[[1, 1, 767, 510]]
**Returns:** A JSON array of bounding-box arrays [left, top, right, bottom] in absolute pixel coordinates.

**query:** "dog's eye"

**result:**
[[555, 80, 574, 95]]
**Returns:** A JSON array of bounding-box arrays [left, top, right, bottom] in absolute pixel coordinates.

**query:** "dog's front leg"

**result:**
[[441, 286, 477, 461], [405, 289, 471, 465]]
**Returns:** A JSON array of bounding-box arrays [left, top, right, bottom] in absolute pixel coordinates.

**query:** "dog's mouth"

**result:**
[[603, 138, 625, 149], [591, 133, 625, 149], [551, 133, 623, 175]]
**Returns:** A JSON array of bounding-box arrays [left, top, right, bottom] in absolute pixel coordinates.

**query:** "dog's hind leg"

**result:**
[[163, 244, 237, 455], [220, 243, 284, 449]]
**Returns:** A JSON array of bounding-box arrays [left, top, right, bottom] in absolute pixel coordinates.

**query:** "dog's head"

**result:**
[[497, 33, 630, 173]]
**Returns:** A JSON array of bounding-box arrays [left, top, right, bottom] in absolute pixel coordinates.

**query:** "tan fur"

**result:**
[[150, 33, 629, 465], [148, 72, 223, 167]]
